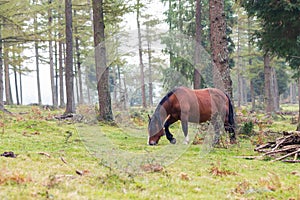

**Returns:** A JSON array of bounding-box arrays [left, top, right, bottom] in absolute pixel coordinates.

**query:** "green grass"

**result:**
[[0, 106, 300, 199]]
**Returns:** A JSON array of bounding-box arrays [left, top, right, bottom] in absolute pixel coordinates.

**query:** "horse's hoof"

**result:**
[[170, 138, 176, 144], [183, 140, 189, 145]]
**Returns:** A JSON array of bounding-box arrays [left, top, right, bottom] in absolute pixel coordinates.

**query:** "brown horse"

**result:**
[[147, 87, 235, 145]]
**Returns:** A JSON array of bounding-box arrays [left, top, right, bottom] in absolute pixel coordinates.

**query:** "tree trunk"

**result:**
[[92, 0, 113, 121], [55, 37, 58, 106], [33, 0, 42, 105], [250, 81, 255, 110], [209, 0, 233, 99], [297, 75, 300, 131], [137, 0, 146, 108], [58, 3, 65, 108], [74, 13, 84, 104], [18, 64, 23, 105], [65, 0, 75, 114], [58, 36, 65, 108], [146, 23, 153, 107], [271, 67, 279, 111], [194, 0, 202, 89], [237, 15, 242, 107], [264, 53, 274, 113], [4, 44, 12, 105], [0, 24, 3, 109], [49, 0, 58, 108], [290, 82, 296, 104], [13, 64, 20, 105]]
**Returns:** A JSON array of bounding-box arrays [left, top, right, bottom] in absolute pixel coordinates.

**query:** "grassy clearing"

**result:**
[[0, 105, 300, 199]]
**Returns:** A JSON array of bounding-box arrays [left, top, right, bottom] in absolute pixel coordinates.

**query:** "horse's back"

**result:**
[[173, 87, 228, 123]]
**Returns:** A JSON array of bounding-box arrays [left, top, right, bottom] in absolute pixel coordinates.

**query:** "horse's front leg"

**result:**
[[164, 117, 177, 144]]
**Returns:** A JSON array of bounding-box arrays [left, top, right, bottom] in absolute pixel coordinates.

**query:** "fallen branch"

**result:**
[[273, 149, 300, 162], [38, 152, 51, 158], [254, 131, 300, 162]]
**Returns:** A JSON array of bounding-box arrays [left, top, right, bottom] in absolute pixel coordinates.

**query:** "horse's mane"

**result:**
[[154, 88, 177, 114]]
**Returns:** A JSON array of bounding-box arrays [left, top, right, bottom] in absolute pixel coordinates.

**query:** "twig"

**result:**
[[60, 156, 68, 164], [38, 152, 51, 158], [273, 149, 300, 162]]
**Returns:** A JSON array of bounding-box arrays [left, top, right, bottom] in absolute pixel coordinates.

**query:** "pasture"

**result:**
[[0, 105, 299, 199]]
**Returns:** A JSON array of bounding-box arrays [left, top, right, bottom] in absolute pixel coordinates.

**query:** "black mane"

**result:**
[[158, 88, 176, 106]]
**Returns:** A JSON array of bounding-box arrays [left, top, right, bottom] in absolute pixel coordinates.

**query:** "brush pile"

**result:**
[[255, 131, 300, 163]]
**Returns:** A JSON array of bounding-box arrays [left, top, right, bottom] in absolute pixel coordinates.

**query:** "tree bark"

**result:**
[[209, 0, 233, 99], [264, 52, 274, 113], [137, 0, 147, 108], [92, 0, 113, 121], [271, 67, 279, 111], [49, 0, 58, 108], [33, 0, 42, 105], [65, 0, 75, 114], [18, 64, 23, 105], [4, 44, 12, 105], [13, 59, 20, 105], [297, 75, 300, 131], [146, 23, 153, 107], [58, 2, 65, 107], [74, 11, 84, 104], [194, 0, 202, 89], [0, 24, 3, 109]]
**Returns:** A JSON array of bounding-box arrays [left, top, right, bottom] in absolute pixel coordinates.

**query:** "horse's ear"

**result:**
[[147, 114, 151, 121]]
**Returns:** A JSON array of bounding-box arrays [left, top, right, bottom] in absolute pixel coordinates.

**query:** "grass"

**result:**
[[0, 105, 300, 199]]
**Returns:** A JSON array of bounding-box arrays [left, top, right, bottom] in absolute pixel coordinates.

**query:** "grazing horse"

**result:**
[[147, 87, 236, 145]]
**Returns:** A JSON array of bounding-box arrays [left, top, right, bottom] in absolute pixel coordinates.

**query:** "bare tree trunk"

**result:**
[[209, 0, 233, 99], [65, 0, 75, 114], [0, 24, 3, 109], [55, 38, 58, 105], [264, 52, 274, 113], [58, 2, 65, 107], [13, 58, 20, 105], [123, 76, 127, 110], [117, 65, 123, 109], [136, 0, 146, 108], [194, 0, 201, 89], [4, 44, 12, 105], [74, 10, 84, 104], [49, 0, 58, 108], [92, 0, 113, 121], [145, 23, 153, 107], [58, 36, 65, 107], [250, 81, 255, 110], [271, 67, 279, 111], [18, 64, 23, 105], [290, 82, 296, 103], [33, 0, 42, 105], [297, 75, 300, 131], [237, 15, 242, 107]]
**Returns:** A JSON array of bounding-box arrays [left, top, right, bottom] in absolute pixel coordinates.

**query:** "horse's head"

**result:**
[[147, 114, 165, 145]]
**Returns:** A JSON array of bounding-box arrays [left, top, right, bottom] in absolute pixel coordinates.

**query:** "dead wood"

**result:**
[[254, 131, 300, 162]]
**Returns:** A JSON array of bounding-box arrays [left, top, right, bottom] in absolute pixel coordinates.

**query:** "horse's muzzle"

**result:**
[[148, 141, 157, 146]]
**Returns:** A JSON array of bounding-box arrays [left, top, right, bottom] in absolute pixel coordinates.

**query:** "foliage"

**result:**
[[160, 0, 236, 90], [240, 0, 300, 70]]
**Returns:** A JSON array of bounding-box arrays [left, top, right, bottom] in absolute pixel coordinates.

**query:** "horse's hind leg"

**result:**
[[180, 112, 189, 144], [164, 117, 177, 144], [181, 120, 189, 144]]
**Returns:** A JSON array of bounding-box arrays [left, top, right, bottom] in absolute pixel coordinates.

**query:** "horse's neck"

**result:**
[[155, 105, 168, 122]]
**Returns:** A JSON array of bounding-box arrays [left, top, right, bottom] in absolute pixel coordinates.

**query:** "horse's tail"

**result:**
[[225, 94, 236, 141]]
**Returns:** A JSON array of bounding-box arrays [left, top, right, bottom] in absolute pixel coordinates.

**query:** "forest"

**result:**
[[0, 0, 300, 199]]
